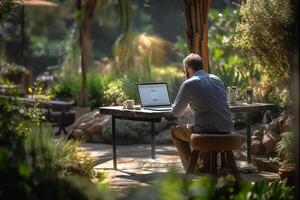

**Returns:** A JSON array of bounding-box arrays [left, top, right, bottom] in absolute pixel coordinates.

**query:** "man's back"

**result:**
[[172, 70, 233, 133]]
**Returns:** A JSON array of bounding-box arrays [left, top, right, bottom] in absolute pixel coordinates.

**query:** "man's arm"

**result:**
[[172, 82, 190, 117]]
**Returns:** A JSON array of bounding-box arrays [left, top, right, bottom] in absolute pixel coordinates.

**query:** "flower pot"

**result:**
[[278, 166, 295, 186]]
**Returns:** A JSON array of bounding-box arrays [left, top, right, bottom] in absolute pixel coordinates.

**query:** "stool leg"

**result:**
[[226, 151, 240, 179], [221, 152, 226, 168], [187, 150, 200, 173], [201, 152, 210, 172], [209, 152, 217, 177]]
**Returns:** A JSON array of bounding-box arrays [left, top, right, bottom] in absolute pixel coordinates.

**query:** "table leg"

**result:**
[[112, 116, 117, 169], [246, 113, 252, 163], [151, 122, 155, 159]]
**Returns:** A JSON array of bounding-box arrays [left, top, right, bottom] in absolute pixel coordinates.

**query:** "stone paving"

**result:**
[[82, 143, 279, 195]]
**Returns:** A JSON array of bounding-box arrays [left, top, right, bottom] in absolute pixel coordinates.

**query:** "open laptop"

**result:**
[[137, 82, 173, 111]]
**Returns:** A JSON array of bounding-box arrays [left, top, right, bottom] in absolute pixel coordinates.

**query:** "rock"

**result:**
[[262, 110, 280, 124], [251, 135, 260, 141], [281, 116, 293, 132], [251, 139, 264, 154], [264, 120, 280, 135], [254, 156, 280, 172], [78, 121, 93, 130], [87, 123, 104, 134], [262, 131, 280, 152], [68, 110, 112, 141], [71, 129, 86, 140], [252, 129, 263, 141], [252, 129, 262, 136], [67, 109, 183, 144]]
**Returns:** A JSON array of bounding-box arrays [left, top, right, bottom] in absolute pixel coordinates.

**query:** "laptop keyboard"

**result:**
[[143, 107, 173, 111]]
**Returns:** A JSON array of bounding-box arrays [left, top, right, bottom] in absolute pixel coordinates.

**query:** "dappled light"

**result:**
[[0, 0, 298, 199]]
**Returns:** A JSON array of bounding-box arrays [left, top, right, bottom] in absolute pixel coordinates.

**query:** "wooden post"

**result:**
[[77, 0, 89, 107], [182, 0, 211, 72]]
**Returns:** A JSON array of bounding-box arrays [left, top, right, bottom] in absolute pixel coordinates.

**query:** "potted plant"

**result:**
[[0, 62, 27, 85], [275, 131, 295, 186]]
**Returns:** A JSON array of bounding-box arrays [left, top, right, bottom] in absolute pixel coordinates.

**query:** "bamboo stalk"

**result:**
[[185, 28, 192, 52], [191, 5, 196, 35], [182, 0, 211, 72], [194, 33, 200, 54], [195, 0, 200, 34]]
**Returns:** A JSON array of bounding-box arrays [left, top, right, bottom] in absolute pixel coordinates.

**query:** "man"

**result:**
[[171, 53, 233, 171]]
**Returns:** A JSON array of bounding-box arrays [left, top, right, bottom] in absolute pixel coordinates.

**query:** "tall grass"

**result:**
[[26, 123, 96, 179]]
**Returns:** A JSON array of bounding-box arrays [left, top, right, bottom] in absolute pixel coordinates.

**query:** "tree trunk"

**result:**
[[77, 0, 96, 107], [182, 0, 211, 72], [81, 0, 96, 69]]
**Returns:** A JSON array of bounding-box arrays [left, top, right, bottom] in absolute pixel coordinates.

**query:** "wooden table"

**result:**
[[99, 102, 275, 170], [1, 95, 75, 134], [21, 97, 75, 135]]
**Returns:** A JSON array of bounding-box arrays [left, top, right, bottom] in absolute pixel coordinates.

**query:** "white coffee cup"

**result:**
[[123, 100, 134, 109]]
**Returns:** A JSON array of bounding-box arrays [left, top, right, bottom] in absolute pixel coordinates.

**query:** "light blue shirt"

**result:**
[[172, 70, 233, 133]]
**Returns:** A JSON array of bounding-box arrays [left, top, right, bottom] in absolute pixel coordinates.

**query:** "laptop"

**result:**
[[137, 82, 173, 111]]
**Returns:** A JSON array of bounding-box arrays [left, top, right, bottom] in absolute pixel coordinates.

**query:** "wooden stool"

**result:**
[[187, 133, 242, 179]]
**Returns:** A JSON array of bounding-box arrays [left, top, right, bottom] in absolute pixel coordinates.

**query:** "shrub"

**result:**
[[0, 0, 18, 24], [50, 72, 118, 107], [49, 74, 81, 100], [88, 73, 104, 109], [208, 7, 262, 92], [234, 0, 294, 82], [103, 80, 128, 105], [54, 139, 96, 179], [123, 171, 294, 200], [50, 66, 184, 107], [275, 131, 294, 167], [25, 127, 96, 179], [0, 94, 109, 199]]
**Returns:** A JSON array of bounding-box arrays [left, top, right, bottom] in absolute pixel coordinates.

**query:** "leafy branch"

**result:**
[[0, 0, 18, 24]]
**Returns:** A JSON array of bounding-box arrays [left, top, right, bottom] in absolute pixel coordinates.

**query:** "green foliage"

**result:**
[[59, 24, 81, 77], [265, 85, 291, 108], [0, 0, 17, 24], [29, 36, 64, 58], [25, 127, 96, 179], [249, 180, 294, 200], [49, 74, 81, 100], [55, 138, 96, 179], [275, 131, 294, 167], [103, 66, 184, 105], [51, 66, 184, 107], [208, 8, 261, 90], [0, 61, 25, 73], [88, 73, 105, 108], [233, 0, 294, 85], [103, 79, 129, 105], [174, 35, 189, 61], [124, 172, 294, 200], [0, 92, 110, 199]]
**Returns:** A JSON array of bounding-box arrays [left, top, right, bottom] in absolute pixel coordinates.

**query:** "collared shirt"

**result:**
[[172, 70, 233, 133]]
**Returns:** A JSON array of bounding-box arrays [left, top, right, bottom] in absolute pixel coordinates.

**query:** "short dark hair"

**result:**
[[183, 53, 203, 71]]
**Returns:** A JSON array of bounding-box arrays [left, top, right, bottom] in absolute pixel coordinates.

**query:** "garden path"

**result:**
[[82, 143, 279, 197]]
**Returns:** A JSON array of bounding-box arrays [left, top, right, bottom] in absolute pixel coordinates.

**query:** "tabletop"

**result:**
[[99, 106, 173, 120], [99, 102, 276, 119], [0, 95, 75, 109]]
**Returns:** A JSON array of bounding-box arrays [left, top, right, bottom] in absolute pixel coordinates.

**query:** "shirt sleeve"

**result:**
[[172, 82, 190, 117]]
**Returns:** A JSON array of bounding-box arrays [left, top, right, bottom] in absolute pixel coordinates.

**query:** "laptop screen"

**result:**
[[137, 83, 171, 107]]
